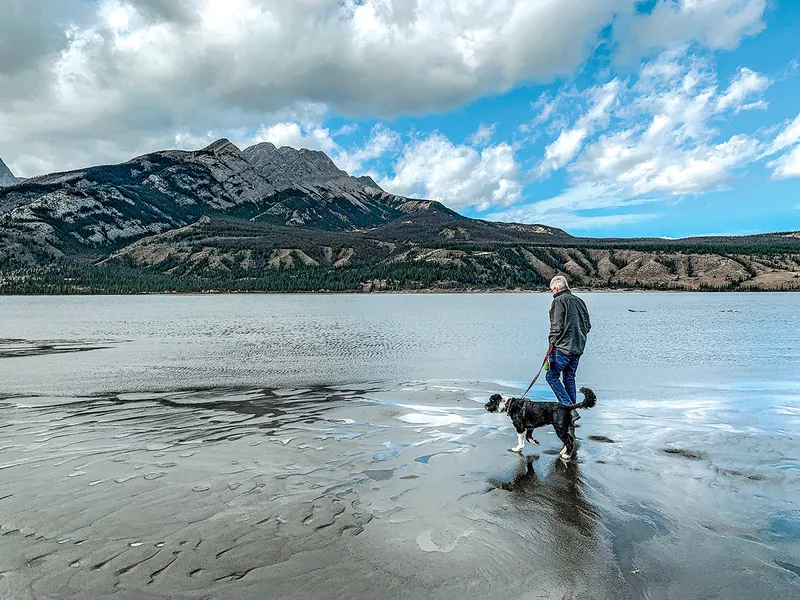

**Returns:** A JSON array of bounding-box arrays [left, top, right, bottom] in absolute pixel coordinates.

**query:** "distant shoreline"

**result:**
[[1, 287, 794, 297]]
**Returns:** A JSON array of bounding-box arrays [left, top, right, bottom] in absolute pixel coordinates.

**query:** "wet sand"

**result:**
[[1, 293, 799, 599], [1, 381, 798, 600]]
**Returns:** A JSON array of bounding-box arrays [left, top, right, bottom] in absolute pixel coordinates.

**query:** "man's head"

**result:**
[[549, 275, 569, 295]]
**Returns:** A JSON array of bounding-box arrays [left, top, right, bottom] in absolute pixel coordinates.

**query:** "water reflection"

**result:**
[[492, 453, 598, 536]]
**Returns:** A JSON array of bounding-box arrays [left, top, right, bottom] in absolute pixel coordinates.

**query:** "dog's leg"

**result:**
[[526, 428, 539, 445], [511, 431, 525, 453], [555, 423, 574, 461]]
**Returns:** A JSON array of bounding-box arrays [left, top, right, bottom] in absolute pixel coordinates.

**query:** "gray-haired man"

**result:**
[[545, 276, 591, 420]]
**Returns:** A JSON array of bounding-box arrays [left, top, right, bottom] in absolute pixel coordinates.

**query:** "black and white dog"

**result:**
[[484, 388, 597, 460]]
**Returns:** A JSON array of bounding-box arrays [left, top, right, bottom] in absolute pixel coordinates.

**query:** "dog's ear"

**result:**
[[490, 394, 502, 401]]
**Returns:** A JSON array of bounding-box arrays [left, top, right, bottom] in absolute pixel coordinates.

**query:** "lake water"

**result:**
[[0, 293, 798, 599]]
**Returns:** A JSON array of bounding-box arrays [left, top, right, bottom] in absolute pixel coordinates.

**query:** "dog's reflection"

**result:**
[[487, 456, 601, 582], [491, 454, 598, 538], [492, 454, 540, 491]]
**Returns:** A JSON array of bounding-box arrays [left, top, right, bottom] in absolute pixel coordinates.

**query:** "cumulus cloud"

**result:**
[[379, 132, 522, 211], [595, 134, 761, 196], [541, 129, 591, 173], [0, 0, 773, 176], [0, 0, 628, 175], [334, 124, 401, 174], [621, 0, 767, 56], [252, 122, 338, 153]]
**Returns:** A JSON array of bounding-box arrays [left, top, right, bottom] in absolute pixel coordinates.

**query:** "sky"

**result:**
[[1, 0, 799, 238]]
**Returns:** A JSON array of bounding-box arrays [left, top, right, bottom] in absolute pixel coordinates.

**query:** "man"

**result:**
[[545, 275, 591, 421]]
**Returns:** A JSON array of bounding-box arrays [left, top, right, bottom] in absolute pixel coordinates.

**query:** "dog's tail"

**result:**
[[566, 387, 597, 410]]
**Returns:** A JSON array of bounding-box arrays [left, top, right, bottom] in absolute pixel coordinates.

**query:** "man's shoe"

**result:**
[[572, 411, 581, 424]]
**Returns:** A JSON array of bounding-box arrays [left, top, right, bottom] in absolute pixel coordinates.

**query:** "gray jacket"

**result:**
[[549, 290, 591, 356]]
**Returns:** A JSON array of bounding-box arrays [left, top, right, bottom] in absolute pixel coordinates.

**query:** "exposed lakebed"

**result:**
[[0, 293, 798, 599]]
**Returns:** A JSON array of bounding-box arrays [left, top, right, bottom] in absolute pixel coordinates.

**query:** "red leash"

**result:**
[[519, 348, 552, 400]]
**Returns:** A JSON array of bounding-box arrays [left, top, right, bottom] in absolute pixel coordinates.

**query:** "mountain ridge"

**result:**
[[0, 140, 798, 293], [0, 138, 563, 265]]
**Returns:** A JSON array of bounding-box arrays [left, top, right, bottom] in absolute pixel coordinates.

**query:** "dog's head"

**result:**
[[484, 393, 506, 413]]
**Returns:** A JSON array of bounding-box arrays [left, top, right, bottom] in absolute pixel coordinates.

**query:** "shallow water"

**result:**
[[0, 293, 798, 599]]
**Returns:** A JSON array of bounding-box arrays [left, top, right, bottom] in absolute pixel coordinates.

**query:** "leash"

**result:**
[[519, 348, 552, 400]]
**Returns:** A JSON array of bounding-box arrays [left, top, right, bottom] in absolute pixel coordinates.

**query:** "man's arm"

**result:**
[[580, 298, 591, 334], [549, 299, 565, 348]]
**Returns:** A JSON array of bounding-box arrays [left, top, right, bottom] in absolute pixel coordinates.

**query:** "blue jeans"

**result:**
[[546, 348, 581, 406]]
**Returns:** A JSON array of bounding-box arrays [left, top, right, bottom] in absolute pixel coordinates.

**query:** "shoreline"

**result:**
[[0, 287, 797, 297]]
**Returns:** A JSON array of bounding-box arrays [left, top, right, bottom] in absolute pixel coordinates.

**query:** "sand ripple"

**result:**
[[0, 382, 798, 599]]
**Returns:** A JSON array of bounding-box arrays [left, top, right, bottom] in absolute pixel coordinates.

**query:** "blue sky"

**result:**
[[319, 3, 800, 238], [2, 0, 800, 238]]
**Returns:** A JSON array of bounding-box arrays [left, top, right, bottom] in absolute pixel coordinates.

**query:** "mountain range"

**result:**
[[0, 141, 798, 293]]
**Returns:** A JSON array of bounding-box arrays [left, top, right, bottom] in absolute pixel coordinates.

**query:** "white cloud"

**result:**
[[578, 129, 761, 197], [715, 67, 771, 112], [252, 122, 338, 153], [380, 132, 522, 211], [769, 145, 800, 180], [468, 123, 497, 146], [489, 206, 657, 230], [0, 0, 773, 176], [628, 135, 760, 195], [246, 120, 399, 176], [538, 48, 770, 197], [541, 129, 590, 173], [245, 120, 520, 210], [1, 0, 629, 175], [486, 182, 660, 230], [335, 124, 400, 174], [506, 46, 780, 230], [760, 112, 800, 180], [765, 113, 800, 156], [736, 99, 767, 112], [530, 93, 558, 127], [762, 114, 800, 179], [538, 79, 620, 174], [622, 0, 767, 55], [334, 123, 360, 137]]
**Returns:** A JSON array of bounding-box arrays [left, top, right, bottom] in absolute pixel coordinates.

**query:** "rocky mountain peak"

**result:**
[[242, 142, 351, 190], [201, 138, 242, 156], [295, 147, 342, 171], [0, 158, 20, 187], [357, 175, 383, 191]]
